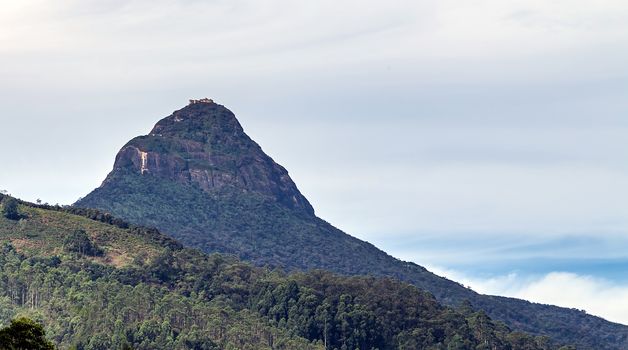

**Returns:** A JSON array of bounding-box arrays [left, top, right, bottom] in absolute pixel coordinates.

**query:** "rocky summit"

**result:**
[[76, 99, 628, 350], [107, 99, 314, 215]]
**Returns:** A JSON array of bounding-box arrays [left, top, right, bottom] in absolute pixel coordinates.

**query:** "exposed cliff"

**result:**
[[105, 99, 313, 215]]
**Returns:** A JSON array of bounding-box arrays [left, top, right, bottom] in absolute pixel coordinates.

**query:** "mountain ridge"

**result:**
[[76, 100, 628, 349]]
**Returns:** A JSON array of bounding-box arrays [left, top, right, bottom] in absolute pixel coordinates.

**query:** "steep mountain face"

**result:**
[[0, 194, 560, 350], [106, 99, 313, 215], [76, 100, 628, 349]]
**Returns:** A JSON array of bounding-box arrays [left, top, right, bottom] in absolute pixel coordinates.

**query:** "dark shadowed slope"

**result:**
[[76, 99, 628, 349]]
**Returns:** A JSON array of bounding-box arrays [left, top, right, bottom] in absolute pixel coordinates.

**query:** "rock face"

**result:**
[[105, 100, 314, 215]]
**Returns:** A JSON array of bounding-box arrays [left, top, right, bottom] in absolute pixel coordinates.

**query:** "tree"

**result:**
[[63, 229, 103, 256], [1, 197, 20, 220], [0, 317, 55, 350]]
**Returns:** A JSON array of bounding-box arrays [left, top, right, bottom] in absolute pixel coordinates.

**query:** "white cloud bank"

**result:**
[[2, 0, 628, 88], [429, 266, 628, 325]]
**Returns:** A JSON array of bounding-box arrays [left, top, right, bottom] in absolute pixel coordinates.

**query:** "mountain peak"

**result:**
[[102, 101, 315, 215], [76, 101, 628, 350], [149, 99, 243, 138]]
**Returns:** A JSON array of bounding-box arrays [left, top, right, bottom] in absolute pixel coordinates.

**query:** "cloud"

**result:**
[[428, 266, 628, 325], [2, 0, 628, 87], [272, 120, 628, 237]]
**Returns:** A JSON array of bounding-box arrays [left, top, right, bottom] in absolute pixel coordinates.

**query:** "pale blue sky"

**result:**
[[1, 0, 628, 323]]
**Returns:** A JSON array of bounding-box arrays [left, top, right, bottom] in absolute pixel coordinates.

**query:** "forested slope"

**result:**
[[0, 194, 568, 349]]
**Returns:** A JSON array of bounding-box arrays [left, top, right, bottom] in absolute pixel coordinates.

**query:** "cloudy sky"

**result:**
[[1, 0, 628, 324]]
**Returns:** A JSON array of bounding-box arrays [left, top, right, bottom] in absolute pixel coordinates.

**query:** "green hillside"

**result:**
[[0, 194, 568, 349]]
